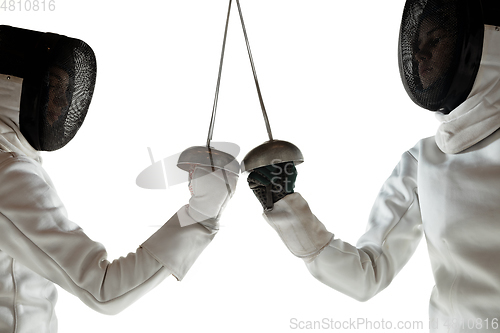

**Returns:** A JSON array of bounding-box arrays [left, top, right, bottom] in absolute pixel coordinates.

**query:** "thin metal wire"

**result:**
[[207, 0, 233, 147], [235, 0, 273, 141]]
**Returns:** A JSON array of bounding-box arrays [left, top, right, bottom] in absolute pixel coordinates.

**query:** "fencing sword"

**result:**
[[176, 0, 239, 177], [234, 0, 304, 172], [177, 0, 303, 176]]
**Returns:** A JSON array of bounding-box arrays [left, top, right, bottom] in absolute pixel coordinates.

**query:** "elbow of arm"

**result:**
[[83, 299, 130, 316], [313, 274, 380, 302], [340, 274, 386, 303], [77, 259, 172, 316], [307, 260, 381, 303], [77, 286, 147, 316], [101, 308, 126, 316], [350, 289, 377, 303]]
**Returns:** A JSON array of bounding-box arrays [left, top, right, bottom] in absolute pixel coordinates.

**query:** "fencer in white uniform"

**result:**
[[247, 1, 500, 331], [0, 25, 238, 332]]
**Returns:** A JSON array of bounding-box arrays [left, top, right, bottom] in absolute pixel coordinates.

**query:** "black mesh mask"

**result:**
[[398, 0, 490, 113], [0, 25, 96, 151]]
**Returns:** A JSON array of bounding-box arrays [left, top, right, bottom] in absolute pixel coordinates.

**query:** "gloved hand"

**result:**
[[141, 165, 238, 280], [183, 165, 238, 233], [247, 162, 297, 211]]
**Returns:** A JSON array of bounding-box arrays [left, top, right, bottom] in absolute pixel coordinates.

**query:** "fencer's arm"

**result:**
[[264, 151, 423, 301], [0, 153, 214, 315]]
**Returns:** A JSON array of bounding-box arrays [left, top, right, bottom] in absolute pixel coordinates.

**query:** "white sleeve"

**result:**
[[0, 153, 214, 315], [304, 151, 423, 301]]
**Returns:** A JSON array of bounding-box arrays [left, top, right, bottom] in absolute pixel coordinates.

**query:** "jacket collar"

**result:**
[[435, 25, 500, 154]]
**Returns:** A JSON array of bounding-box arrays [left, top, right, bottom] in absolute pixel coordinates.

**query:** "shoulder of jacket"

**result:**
[[406, 136, 437, 163], [0, 150, 39, 171]]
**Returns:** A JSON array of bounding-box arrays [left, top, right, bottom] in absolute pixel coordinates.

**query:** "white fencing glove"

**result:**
[[182, 165, 238, 232], [141, 164, 238, 280]]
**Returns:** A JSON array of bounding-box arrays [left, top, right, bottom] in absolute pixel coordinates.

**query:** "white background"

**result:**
[[4, 0, 438, 332]]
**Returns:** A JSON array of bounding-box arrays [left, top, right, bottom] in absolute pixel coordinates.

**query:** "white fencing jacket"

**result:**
[[264, 26, 500, 332], [0, 74, 216, 332]]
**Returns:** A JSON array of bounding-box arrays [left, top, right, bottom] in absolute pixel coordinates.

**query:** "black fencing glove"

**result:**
[[247, 162, 297, 211]]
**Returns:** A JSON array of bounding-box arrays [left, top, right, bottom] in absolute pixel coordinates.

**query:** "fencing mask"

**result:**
[[398, 0, 499, 113], [0, 25, 96, 151]]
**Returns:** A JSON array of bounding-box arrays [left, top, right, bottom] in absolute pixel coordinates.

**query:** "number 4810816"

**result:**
[[1, 0, 55, 11]]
